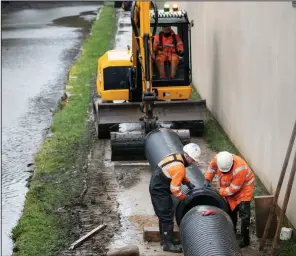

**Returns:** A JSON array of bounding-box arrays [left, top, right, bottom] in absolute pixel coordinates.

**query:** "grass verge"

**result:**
[[11, 5, 116, 256], [192, 87, 296, 254]]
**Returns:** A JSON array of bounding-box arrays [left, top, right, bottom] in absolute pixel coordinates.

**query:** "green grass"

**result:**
[[11, 5, 116, 256], [279, 238, 296, 256]]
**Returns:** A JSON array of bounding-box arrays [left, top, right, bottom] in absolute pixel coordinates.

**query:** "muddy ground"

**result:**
[[61, 8, 274, 256]]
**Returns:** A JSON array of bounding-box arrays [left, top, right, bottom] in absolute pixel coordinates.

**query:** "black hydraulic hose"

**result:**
[[143, 33, 150, 82], [150, 1, 158, 38], [144, 128, 242, 255]]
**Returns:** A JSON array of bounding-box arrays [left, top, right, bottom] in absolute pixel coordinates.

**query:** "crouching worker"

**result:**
[[204, 151, 255, 248], [149, 143, 201, 253]]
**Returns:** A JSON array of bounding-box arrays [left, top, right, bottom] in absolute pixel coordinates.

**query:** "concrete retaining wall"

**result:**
[[176, 1, 296, 226]]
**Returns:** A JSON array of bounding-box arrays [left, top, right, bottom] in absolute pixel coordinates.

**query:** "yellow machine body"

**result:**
[[97, 49, 193, 101]]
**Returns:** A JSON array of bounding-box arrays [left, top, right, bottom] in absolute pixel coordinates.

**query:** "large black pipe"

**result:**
[[111, 128, 190, 161], [180, 205, 242, 256], [144, 128, 241, 255]]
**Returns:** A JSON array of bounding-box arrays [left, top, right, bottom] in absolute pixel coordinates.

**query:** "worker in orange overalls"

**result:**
[[153, 25, 184, 79], [149, 143, 201, 253], [204, 151, 255, 248]]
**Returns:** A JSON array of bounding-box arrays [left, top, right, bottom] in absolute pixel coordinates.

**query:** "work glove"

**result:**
[[204, 180, 211, 188], [186, 182, 195, 190]]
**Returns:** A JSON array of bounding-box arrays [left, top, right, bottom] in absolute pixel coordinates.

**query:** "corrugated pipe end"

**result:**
[[175, 187, 230, 226], [180, 205, 242, 256]]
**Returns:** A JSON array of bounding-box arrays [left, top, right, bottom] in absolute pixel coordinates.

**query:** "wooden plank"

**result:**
[[69, 223, 107, 250], [255, 196, 277, 238]]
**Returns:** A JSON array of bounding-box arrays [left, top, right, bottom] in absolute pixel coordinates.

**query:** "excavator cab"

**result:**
[[151, 10, 192, 87]]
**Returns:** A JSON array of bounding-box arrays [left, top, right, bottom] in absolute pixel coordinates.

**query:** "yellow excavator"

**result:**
[[92, 1, 207, 160]]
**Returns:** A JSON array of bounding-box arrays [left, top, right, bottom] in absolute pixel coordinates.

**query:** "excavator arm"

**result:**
[[130, 1, 159, 132]]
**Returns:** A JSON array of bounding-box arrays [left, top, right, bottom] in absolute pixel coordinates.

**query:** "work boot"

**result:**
[[161, 223, 182, 253], [159, 223, 181, 246], [239, 224, 250, 248]]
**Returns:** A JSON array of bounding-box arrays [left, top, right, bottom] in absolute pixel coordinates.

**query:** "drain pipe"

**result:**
[[144, 128, 242, 256]]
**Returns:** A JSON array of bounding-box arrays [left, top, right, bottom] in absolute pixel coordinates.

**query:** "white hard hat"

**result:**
[[183, 143, 201, 161], [217, 151, 233, 172]]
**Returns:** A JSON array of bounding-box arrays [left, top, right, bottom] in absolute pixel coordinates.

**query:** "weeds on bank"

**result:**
[[11, 5, 116, 256]]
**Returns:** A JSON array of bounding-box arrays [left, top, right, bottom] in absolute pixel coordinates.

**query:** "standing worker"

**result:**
[[149, 143, 201, 253], [204, 151, 255, 248], [153, 25, 184, 79]]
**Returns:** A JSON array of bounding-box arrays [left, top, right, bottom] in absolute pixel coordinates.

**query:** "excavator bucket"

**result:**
[[92, 98, 208, 161]]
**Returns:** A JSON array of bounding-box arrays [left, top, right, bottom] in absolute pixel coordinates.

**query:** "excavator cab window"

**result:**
[[150, 19, 191, 87]]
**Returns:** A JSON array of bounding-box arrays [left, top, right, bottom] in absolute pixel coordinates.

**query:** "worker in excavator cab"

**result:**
[[153, 25, 184, 79], [204, 151, 255, 248], [149, 143, 201, 253]]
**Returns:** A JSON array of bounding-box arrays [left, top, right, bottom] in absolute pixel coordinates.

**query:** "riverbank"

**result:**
[[11, 5, 116, 256]]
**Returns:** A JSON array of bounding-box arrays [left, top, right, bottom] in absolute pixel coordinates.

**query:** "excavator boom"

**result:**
[[131, 1, 158, 129]]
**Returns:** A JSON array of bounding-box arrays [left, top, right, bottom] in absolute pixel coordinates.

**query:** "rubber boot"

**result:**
[[159, 222, 180, 246], [239, 224, 250, 248], [161, 223, 182, 253]]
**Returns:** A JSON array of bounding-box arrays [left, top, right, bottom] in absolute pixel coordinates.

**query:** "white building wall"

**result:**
[[175, 1, 296, 226]]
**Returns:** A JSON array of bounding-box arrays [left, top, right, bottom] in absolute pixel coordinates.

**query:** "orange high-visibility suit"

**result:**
[[149, 153, 190, 253], [205, 153, 255, 248], [149, 153, 191, 224], [157, 153, 190, 200], [153, 29, 184, 78], [205, 154, 255, 211]]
